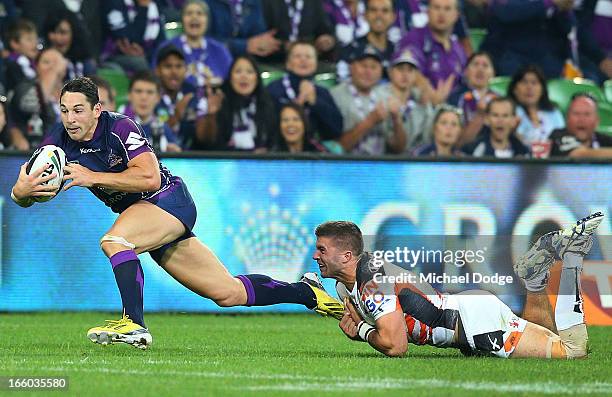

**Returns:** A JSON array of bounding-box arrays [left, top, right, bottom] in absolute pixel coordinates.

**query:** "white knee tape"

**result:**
[[100, 234, 136, 249], [559, 324, 588, 359]]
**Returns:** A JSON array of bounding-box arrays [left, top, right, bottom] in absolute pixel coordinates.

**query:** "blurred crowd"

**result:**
[[0, 0, 611, 158]]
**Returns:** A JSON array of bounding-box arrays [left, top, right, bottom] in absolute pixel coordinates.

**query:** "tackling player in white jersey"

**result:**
[[306, 212, 603, 358]]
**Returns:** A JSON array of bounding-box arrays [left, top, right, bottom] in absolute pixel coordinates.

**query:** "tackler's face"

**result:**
[[60, 92, 102, 142], [313, 236, 346, 279]]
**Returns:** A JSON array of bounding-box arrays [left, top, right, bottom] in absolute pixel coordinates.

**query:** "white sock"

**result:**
[[555, 253, 584, 331]]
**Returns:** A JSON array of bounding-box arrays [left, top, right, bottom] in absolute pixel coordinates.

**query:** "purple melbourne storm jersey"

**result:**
[[42, 111, 174, 213]]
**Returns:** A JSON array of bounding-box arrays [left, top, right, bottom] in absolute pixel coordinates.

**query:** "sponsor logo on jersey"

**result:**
[[80, 147, 101, 154], [126, 132, 146, 151]]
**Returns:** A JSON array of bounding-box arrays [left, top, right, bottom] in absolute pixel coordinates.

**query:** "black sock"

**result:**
[[110, 250, 145, 327], [236, 274, 316, 308]]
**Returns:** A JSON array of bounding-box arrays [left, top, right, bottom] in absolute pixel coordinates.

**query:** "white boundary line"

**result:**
[[1, 364, 611, 395]]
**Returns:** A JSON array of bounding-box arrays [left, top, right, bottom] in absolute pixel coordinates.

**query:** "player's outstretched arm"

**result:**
[[11, 162, 59, 207], [346, 300, 408, 357], [63, 152, 161, 193]]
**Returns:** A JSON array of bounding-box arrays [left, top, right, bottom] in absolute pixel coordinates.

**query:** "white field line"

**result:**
[[1, 364, 611, 395]]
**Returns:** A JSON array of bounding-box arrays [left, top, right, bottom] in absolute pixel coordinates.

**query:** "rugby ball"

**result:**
[[26, 145, 67, 202]]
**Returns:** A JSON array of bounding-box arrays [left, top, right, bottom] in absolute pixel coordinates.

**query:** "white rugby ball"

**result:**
[[26, 145, 67, 202]]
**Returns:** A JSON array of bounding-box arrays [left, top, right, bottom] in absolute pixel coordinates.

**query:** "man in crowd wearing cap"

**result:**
[[549, 93, 612, 158], [395, 0, 466, 105], [154, 45, 208, 150], [330, 45, 406, 155], [336, 0, 397, 82], [376, 48, 435, 152]]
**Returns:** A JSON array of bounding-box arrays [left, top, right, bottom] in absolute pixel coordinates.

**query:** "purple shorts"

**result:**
[[147, 176, 197, 264]]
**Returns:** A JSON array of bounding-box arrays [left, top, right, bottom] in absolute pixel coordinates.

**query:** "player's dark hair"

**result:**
[[486, 96, 517, 115], [5, 18, 37, 49], [129, 70, 161, 92], [315, 221, 364, 256], [508, 64, 557, 111], [60, 77, 100, 109], [89, 75, 115, 103]]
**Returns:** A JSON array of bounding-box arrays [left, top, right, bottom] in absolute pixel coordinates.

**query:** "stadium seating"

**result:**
[[488, 76, 510, 96], [313, 73, 336, 89], [598, 102, 612, 136], [605, 80, 612, 103], [164, 22, 183, 39], [547, 78, 605, 113], [468, 28, 486, 51], [261, 70, 285, 86], [97, 68, 130, 108]]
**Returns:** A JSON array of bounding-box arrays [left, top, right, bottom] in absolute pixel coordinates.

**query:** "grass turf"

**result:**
[[0, 313, 611, 396]]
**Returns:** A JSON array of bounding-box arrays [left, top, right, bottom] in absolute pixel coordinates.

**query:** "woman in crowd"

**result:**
[[198, 55, 277, 151], [413, 105, 464, 157], [43, 11, 96, 80], [508, 64, 564, 158], [274, 103, 328, 153], [153, 0, 232, 93], [448, 50, 497, 145]]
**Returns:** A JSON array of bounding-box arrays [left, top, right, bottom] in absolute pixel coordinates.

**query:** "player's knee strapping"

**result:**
[[545, 324, 588, 359], [100, 234, 136, 249]]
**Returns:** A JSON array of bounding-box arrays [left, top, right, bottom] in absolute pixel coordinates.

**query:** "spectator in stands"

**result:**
[[391, 0, 472, 53], [101, 0, 167, 73], [20, 0, 103, 59], [377, 48, 434, 152], [508, 64, 564, 158], [273, 102, 328, 152], [155, 45, 207, 149], [153, 0, 232, 93], [481, 0, 575, 79], [575, 1, 612, 84], [0, 0, 18, 55], [323, 0, 369, 47], [331, 45, 406, 155], [448, 50, 497, 145], [549, 93, 612, 158], [89, 75, 117, 112], [120, 71, 182, 152], [8, 48, 67, 150], [205, 0, 281, 59], [5, 19, 39, 92], [262, 0, 335, 63], [43, 12, 97, 80], [337, 0, 396, 81], [267, 41, 343, 140], [396, 0, 466, 105], [199, 55, 277, 151], [463, 97, 529, 158], [413, 104, 463, 156]]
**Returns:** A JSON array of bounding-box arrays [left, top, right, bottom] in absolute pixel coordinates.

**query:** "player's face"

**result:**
[[182, 2, 208, 38], [365, 0, 395, 34], [280, 107, 305, 146], [389, 63, 416, 91], [313, 236, 346, 278], [129, 80, 161, 119], [513, 72, 542, 108], [427, 0, 458, 34], [567, 97, 599, 142], [487, 101, 516, 141], [433, 110, 462, 146], [465, 54, 494, 90], [60, 92, 102, 142], [350, 58, 383, 91], [157, 55, 187, 92], [48, 20, 72, 55], [230, 58, 258, 96], [286, 44, 317, 77]]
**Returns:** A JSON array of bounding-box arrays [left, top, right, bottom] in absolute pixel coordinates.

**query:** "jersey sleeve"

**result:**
[[111, 117, 153, 161], [40, 122, 65, 148], [359, 278, 398, 321]]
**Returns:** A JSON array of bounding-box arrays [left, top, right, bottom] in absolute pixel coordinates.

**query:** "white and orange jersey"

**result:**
[[336, 252, 458, 348]]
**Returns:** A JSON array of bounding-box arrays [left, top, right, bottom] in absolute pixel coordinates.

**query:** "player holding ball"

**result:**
[[11, 77, 343, 349]]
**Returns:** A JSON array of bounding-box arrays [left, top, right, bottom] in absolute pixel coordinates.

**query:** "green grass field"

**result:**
[[0, 313, 611, 396]]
